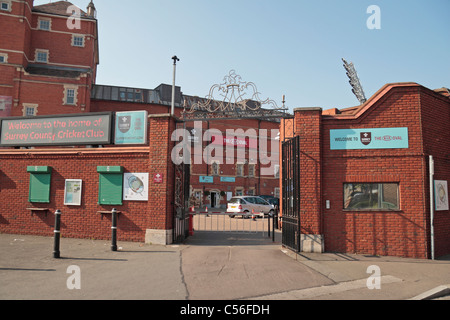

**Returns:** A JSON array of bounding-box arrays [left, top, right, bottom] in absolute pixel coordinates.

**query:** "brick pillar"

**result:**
[[294, 107, 323, 253], [146, 114, 176, 245]]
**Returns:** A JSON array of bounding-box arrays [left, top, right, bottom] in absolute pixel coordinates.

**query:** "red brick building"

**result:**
[[0, 0, 99, 117], [282, 83, 450, 259], [0, 1, 280, 245], [1, 1, 448, 260]]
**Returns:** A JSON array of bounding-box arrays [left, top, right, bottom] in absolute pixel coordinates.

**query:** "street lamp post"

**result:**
[[171, 55, 180, 116]]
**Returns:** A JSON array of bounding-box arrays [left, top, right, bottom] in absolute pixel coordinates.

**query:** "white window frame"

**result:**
[[63, 85, 78, 106], [236, 163, 244, 177], [248, 164, 255, 177], [0, 1, 11, 12], [22, 104, 38, 117], [211, 160, 220, 176], [274, 187, 280, 199], [72, 35, 85, 47], [0, 53, 7, 64], [38, 18, 51, 31], [274, 165, 280, 178], [35, 49, 49, 63], [235, 188, 244, 197]]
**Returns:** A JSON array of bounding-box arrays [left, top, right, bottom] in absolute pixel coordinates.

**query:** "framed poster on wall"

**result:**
[[435, 180, 449, 211], [64, 179, 83, 206], [123, 173, 149, 201]]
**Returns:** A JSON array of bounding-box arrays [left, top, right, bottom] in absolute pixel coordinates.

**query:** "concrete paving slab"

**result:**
[[0, 234, 187, 300]]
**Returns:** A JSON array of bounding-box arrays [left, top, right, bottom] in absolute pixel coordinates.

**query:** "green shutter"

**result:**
[[98, 172, 123, 205], [29, 171, 52, 203]]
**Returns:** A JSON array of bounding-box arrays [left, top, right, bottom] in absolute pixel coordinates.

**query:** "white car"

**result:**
[[227, 196, 274, 218]]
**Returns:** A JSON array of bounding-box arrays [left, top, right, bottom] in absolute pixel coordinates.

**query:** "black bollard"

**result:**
[[111, 208, 118, 252], [53, 210, 62, 259], [272, 212, 276, 243]]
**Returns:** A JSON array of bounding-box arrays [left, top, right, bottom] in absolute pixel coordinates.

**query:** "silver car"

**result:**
[[227, 196, 274, 218]]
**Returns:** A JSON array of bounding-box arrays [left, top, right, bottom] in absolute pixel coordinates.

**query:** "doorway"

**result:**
[[210, 191, 220, 209]]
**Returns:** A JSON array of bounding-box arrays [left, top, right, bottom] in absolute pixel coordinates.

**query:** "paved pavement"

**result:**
[[0, 232, 449, 301]]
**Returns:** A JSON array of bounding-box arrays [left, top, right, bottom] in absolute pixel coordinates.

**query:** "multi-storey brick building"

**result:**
[[0, 0, 99, 117], [0, 1, 280, 245]]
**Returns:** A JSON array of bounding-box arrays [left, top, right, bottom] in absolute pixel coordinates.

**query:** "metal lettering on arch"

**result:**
[[282, 136, 301, 252], [181, 70, 288, 122]]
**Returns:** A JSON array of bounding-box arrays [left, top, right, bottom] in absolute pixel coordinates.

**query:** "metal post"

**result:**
[[429, 156, 435, 260], [171, 55, 180, 116], [111, 208, 118, 252], [53, 210, 62, 259]]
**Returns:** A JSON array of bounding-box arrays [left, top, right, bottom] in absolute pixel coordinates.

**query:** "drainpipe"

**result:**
[[429, 155, 435, 260]]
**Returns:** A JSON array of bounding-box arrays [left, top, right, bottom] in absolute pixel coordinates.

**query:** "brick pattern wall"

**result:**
[[0, 0, 97, 116], [292, 85, 450, 259], [0, 148, 150, 242], [148, 115, 176, 231], [294, 108, 322, 236], [420, 88, 450, 258]]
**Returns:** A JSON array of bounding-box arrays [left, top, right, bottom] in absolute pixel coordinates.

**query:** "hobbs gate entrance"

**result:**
[[171, 70, 289, 244]]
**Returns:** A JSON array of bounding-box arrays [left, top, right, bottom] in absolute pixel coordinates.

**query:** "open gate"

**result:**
[[171, 70, 290, 244], [173, 163, 191, 243], [282, 136, 301, 252]]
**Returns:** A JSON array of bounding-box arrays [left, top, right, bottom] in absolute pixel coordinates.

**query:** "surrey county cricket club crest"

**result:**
[[361, 132, 372, 146], [118, 116, 131, 133]]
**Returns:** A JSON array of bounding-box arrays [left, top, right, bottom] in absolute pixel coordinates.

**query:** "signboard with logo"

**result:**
[[330, 128, 409, 150], [200, 176, 214, 183], [211, 135, 258, 149], [114, 111, 148, 145], [0, 113, 112, 147], [153, 173, 163, 184]]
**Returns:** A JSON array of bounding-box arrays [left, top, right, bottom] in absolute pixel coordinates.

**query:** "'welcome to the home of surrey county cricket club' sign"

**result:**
[[0, 113, 113, 147]]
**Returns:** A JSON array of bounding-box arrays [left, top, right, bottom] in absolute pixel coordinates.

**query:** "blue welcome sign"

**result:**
[[330, 128, 409, 150], [200, 176, 214, 183], [115, 111, 148, 145]]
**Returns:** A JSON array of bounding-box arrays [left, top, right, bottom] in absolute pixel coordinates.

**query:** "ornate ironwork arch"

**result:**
[[181, 70, 289, 122]]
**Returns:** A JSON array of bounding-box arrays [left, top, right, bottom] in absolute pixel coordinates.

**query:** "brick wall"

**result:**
[[0, 148, 150, 242], [321, 86, 429, 258], [148, 115, 176, 231], [294, 108, 322, 236], [0, 0, 97, 116], [290, 84, 450, 259], [420, 87, 450, 258]]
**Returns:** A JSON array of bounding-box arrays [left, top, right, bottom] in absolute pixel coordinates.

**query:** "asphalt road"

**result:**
[[1, 232, 449, 301]]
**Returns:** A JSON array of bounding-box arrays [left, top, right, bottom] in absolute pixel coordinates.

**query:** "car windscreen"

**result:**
[[228, 198, 241, 204]]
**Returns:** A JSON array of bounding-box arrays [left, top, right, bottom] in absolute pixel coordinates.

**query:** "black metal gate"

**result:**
[[282, 136, 301, 252], [173, 163, 191, 243]]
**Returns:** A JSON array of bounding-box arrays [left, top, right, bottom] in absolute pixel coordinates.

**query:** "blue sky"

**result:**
[[35, 0, 449, 112]]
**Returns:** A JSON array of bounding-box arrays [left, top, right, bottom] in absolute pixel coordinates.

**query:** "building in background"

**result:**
[[0, 0, 99, 116]]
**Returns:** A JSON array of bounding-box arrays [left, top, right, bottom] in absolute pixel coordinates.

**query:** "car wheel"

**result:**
[[243, 211, 250, 219], [229, 215, 235, 219]]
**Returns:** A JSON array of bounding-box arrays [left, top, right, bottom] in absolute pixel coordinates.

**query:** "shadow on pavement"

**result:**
[[184, 230, 282, 246]]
